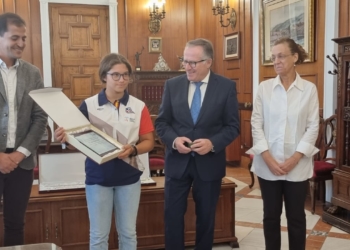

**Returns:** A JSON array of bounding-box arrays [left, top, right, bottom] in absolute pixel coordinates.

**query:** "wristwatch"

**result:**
[[130, 145, 138, 157]]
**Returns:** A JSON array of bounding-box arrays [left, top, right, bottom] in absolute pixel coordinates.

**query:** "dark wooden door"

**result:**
[[50, 199, 89, 249], [0, 202, 51, 245]]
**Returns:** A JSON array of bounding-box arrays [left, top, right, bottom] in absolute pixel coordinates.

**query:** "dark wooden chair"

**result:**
[[309, 114, 337, 214], [247, 154, 255, 188], [149, 115, 165, 176]]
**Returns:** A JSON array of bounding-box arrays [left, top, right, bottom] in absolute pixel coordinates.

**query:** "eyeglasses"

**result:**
[[181, 59, 207, 68], [270, 54, 292, 62], [106, 72, 131, 81]]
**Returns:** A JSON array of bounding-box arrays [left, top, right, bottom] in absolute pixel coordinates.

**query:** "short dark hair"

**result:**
[[99, 53, 133, 83], [273, 38, 308, 64], [186, 38, 214, 60], [0, 12, 26, 37]]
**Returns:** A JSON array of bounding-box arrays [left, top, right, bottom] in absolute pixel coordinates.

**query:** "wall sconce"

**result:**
[[149, 0, 166, 34], [212, 0, 237, 30]]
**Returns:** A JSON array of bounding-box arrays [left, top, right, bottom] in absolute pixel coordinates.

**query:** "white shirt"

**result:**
[[188, 71, 210, 107], [172, 71, 211, 149], [246, 73, 319, 181], [0, 59, 30, 156]]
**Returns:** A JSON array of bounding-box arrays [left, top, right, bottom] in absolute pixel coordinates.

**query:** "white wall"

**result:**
[[323, 0, 339, 202]]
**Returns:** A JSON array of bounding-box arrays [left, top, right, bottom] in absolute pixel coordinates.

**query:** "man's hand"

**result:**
[[191, 139, 213, 155], [0, 153, 18, 174], [9, 151, 26, 165], [174, 137, 192, 154]]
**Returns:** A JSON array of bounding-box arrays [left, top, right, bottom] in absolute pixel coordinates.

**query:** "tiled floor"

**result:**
[[188, 157, 350, 250]]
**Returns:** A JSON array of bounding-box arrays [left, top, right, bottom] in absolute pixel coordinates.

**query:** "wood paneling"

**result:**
[[339, 0, 350, 37], [0, 0, 43, 74], [122, 0, 193, 71]]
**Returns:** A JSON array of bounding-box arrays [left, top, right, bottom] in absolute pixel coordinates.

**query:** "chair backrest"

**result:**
[[314, 114, 337, 162]]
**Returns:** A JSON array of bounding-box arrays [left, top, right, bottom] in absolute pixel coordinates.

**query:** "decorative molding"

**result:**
[[147, 104, 161, 115], [338, 59, 342, 97], [345, 45, 350, 53], [344, 107, 350, 122], [133, 71, 185, 81]]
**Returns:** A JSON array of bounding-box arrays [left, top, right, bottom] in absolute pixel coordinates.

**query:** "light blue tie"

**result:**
[[190, 82, 203, 123]]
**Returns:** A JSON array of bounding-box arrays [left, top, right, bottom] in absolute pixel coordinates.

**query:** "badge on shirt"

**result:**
[[125, 107, 135, 114]]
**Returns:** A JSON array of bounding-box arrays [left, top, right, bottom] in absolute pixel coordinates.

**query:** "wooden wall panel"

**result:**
[[339, 0, 350, 37], [0, 0, 43, 74], [121, 0, 193, 71], [2, 0, 15, 13], [259, 0, 325, 108]]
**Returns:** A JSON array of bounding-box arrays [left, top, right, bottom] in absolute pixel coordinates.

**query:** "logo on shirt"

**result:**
[[125, 107, 135, 114]]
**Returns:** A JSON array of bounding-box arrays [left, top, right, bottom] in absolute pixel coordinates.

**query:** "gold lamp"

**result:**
[[212, 0, 237, 30], [148, 0, 166, 34]]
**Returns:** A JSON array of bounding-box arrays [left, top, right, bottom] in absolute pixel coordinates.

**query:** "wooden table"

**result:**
[[0, 177, 238, 249]]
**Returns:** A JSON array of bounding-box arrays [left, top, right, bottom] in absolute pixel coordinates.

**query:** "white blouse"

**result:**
[[246, 73, 319, 181]]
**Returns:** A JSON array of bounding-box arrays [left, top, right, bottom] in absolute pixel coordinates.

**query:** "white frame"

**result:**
[[39, 0, 118, 88], [149, 37, 162, 53], [39, 0, 118, 143]]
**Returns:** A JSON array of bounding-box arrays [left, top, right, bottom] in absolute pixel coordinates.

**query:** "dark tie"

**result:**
[[190, 82, 203, 123]]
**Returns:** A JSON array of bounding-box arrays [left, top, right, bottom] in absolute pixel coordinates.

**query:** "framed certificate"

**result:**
[[74, 130, 120, 157]]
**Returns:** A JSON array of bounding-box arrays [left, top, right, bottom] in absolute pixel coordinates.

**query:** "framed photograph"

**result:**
[[149, 37, 162, 53], [260, 0, 315, 65], [224, 32, 240, 60]]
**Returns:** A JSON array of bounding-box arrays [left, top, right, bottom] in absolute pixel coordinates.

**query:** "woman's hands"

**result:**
[[279, 152, 303, 173], [54, 127, 75, 150], [261, 151, 287, 176], [117, 144, 135, 159], [261, 151, 303, 176], [55, 127, 67, 143]]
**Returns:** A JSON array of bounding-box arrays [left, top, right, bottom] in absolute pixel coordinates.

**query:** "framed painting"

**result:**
[[149, 37, 162, 53], [224, 32, 240, 60], [260, 0, 315, 65]]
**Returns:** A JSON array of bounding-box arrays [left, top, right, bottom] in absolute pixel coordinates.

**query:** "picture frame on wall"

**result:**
[[260, 0, 315, 65], [224, 32, 240, 60], [149, 37, 162, 53]]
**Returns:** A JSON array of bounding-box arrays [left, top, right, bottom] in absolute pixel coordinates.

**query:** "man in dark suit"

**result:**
[[155, 38, 239, 250], [0, 13, 47, 246]]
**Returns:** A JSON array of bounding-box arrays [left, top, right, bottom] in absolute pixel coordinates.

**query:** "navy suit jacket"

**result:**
[[155, 71, 240, 181]]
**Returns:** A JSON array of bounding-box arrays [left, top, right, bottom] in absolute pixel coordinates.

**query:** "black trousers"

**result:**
[[164, 157, 221, 250], [0, 151, 33, 246], [258, 177, 308, 250]]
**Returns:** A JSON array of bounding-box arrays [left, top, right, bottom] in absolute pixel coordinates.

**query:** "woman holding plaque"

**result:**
[[55, 53, 154, 250]]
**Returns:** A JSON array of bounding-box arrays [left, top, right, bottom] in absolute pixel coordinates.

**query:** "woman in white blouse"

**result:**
[[247, 38, 319, 250]]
